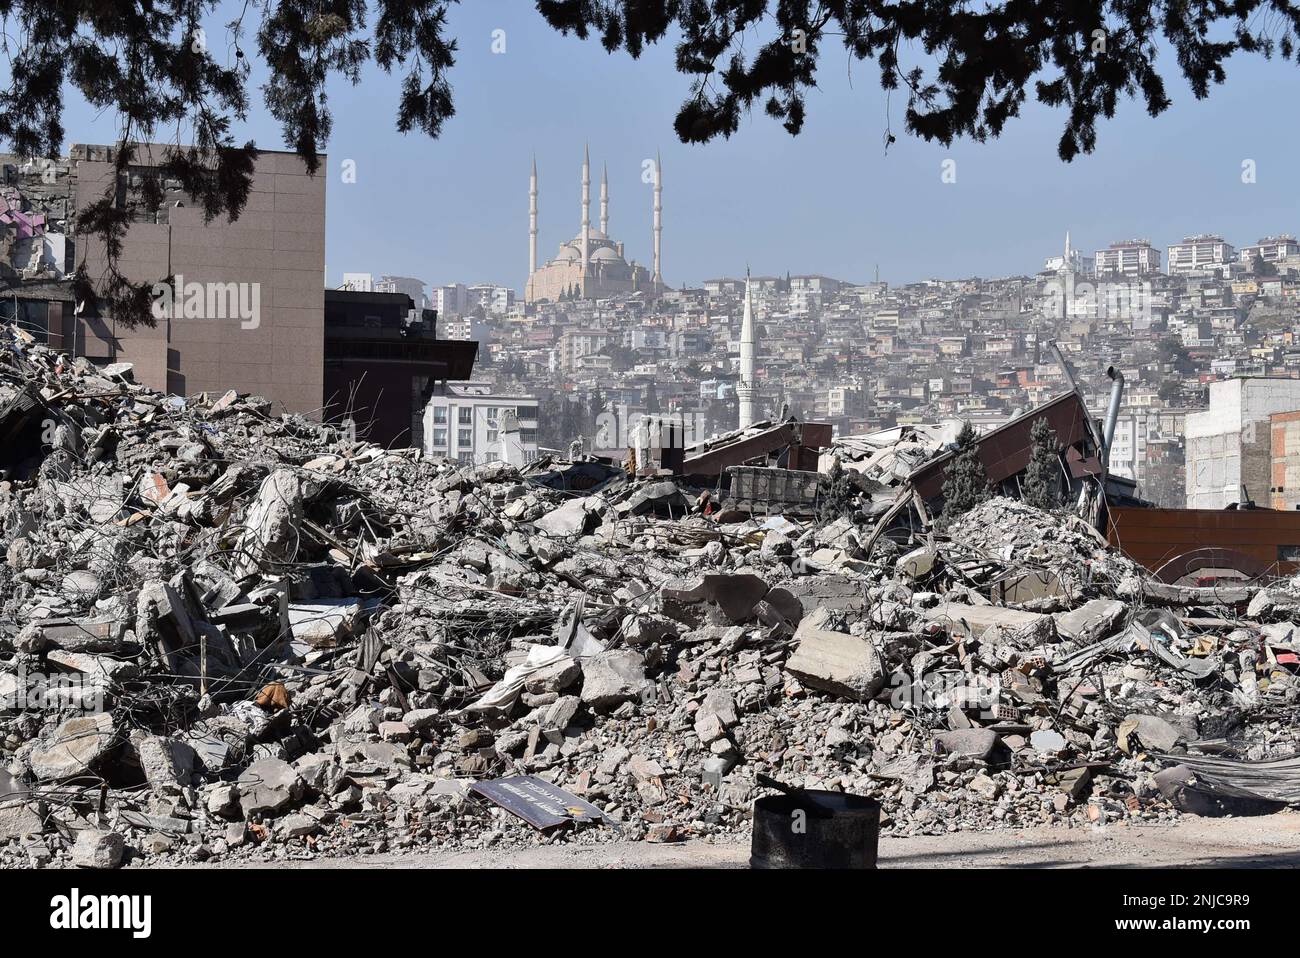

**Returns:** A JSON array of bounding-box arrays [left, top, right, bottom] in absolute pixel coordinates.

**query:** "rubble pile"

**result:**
[[5, 328, 1300, 868]]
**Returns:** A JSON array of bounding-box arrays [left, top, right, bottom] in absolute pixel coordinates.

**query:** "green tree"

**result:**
[[1022, 417, 1062, 511], [818, 456, 855, 523], [939, 422, 990, 525]]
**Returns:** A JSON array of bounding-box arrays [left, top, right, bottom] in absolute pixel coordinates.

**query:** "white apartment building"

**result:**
[[1239, 235, 1299, 265], [559, 328, 610, 372], [340, 273, 426, 308], [1095, 240, 1161, 276], [374, 275, 427, 308], [442, 315, 490, 345], [430, 283, 470, 318], [1167, 234, 1235, 275], [423, 383, 540, 465], [1108, 408, 1187, 486], [467, 284, 516, 316]]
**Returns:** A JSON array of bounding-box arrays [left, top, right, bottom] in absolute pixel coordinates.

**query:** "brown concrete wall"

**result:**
[[73, 146, 325, 416]]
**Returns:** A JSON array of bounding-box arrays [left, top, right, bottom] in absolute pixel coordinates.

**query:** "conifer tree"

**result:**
[[1023, 417, 1063, 511], [939, 421, 990, 525]]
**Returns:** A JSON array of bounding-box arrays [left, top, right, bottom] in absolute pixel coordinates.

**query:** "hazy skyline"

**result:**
[[57, 2, 1300, 292]]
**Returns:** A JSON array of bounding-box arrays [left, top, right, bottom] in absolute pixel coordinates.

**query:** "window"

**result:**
[[486, 406, 499, 422], [458, 407, 473, 424], [433, 407, 448, 424], [516, 405, 538, 420], [432, 429, 447, 447], [487, 429, 498, 442], [458, 428, 472, 446]]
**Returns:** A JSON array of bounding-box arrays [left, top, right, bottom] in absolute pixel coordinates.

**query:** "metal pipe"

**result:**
[[1102, 365, 1124, 467], [1049, 341, 1079, 394]]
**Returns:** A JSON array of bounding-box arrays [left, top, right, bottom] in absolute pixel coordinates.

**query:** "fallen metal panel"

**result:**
[[469, 775, 605, 830], [1153, 752, 1300, 804]]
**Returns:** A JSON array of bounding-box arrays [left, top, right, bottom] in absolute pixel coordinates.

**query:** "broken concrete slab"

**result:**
[[660, 573, 770, 623], [934, 728, 1002, 762], [0, 800, 44, 841], [69, 829, 125, 869], [784, 607, 885, 701], [579, 650, 649, 709], [29, 712, 117, 781], [620, 612, 681, 646], [237, 758, 304, 818], [925, 602, 1049, 641], [236, 469, 303, 575], [1053, 598, 1127, 643], [287, 599, 363, 649]]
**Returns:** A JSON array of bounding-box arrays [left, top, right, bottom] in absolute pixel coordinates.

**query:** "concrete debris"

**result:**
[[579, 650, 649, 710], [4, 323, 1300, 866], [785, 608, 886, 701], [27, 713, 117, 781], [69, 829, 126, 869]]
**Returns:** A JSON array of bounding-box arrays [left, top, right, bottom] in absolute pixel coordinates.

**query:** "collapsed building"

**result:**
[[4, 325, 1300, 869]]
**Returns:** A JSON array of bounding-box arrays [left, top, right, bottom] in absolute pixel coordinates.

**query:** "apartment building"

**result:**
[[1095, 240, 1161, 277], [1167, 234, 1235, 275], [1239, 235, 1299, 265], [422, 383, 540, 465]]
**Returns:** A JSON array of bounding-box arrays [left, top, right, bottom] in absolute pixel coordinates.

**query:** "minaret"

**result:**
[[738, 269, 757, 429], [1062, 229, 1076, 318], [581, 145, 590, 298], [652, 150, 663, 289], [529, 156, 538, 281], [600, 163, 608, 235]]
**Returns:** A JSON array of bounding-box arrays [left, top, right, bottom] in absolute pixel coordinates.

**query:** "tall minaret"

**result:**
[[529, 156, 538, 281], [738, 269, 757, 429], [1062, 230, 1076, 318], [600, 162, 609, 235], [580, 145, 590, 297], [652, 150, 663, 288]]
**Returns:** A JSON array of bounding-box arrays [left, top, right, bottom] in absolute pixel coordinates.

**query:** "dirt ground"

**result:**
[[213, 810, 1300, 868]]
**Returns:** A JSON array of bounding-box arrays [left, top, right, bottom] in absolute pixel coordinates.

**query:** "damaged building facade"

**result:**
[[2, 144, 328, 416]]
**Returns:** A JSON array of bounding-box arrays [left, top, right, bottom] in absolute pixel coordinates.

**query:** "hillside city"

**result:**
[[352, 230, 1300, 511]]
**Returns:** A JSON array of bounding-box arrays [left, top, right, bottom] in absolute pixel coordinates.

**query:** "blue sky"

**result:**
[[56, 1, 1300, 292]]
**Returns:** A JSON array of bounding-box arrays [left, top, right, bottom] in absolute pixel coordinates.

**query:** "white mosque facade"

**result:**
[[525, 147, 664, 304]]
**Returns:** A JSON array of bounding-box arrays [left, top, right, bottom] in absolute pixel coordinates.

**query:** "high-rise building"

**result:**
[[61, 142, 327, 414], [1095, 239, 1160, 277], [430, 283, 469, 317], [1239, 235, 1299, 265], [1167, 234, 1235, 274]]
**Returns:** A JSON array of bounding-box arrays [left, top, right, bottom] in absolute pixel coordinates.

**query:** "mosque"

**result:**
[[525, 146, 664, 303]]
